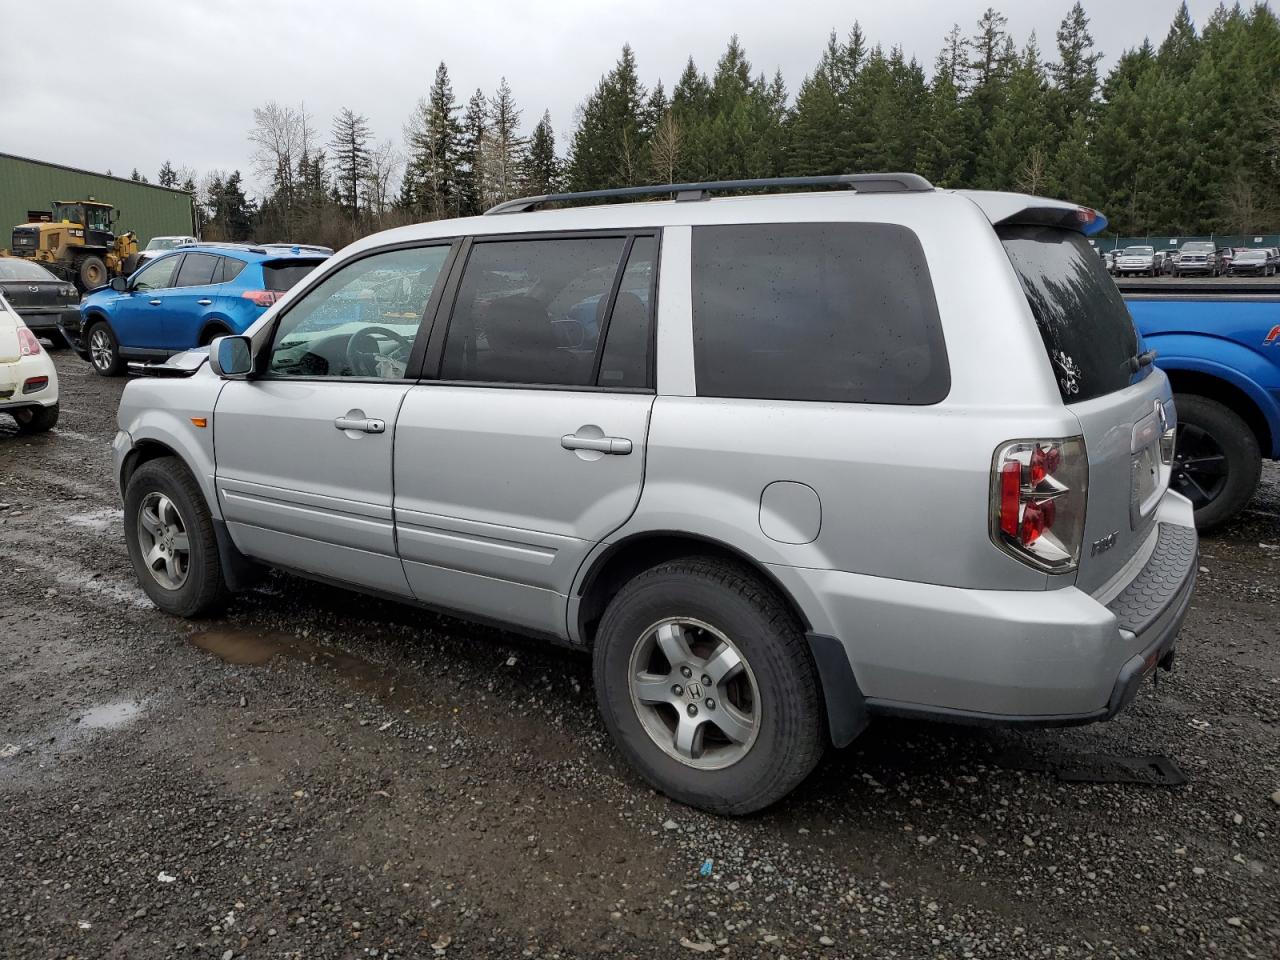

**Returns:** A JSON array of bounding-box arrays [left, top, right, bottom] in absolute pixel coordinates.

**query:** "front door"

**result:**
[[112, 253, 181, 349], [164, 251, 223, 349], [393, 233, 658, 636], [213, 242, 453, 596]]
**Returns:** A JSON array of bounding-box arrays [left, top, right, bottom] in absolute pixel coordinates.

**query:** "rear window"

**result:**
[[998, 225, 1140, 403], [263, 260, 324, 291], [691, 223, 949, 404], [0, 260, 58, 281]]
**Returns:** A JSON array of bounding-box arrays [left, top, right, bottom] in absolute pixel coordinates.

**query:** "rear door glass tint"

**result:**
[[173, 253, 219, 287], [691, 223, 948, 404], [997, 225, 1140, 403]]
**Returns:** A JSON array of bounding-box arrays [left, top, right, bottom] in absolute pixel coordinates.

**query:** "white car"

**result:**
[[0, 292, 59, 433], [136, 235, 198, 268]]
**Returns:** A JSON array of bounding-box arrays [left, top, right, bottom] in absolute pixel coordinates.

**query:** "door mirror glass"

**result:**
[[210, 335, 253, 378], [110, 276, 128, 292]]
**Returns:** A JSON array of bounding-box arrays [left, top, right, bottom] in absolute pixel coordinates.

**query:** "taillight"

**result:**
[[23, 375, 48, 393], [990, 437, 1088, 572], [16, 326, 42, 356], [242, 290, 282, 308]]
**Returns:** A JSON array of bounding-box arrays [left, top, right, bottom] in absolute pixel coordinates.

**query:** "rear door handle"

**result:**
[[196, 298, 212, 306], [561, 433, 632, 455], [334, 416, 385, 434]]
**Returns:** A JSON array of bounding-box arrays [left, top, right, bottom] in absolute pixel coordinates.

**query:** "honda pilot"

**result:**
[[111, 175, 1197, 814]]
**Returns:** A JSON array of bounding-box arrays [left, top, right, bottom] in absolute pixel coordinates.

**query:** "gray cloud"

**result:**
[[0, 0, 1225, 196]]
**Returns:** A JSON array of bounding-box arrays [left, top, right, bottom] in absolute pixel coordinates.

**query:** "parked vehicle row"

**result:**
[[108, 176, 1196, 815], [1103, 244, 1280, 277], [0, 258, 78, 347]]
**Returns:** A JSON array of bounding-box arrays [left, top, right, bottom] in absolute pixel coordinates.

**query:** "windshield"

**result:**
[[999, 225, 1141, 404], [0, 260, 59, 281], [1123, 246, 1154, 255], [146, 238, 180, 251], [1237, 250, 1265, 259], [1182, 243, 1214, 254]]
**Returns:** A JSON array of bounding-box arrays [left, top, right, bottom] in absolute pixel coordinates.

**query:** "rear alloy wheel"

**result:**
[[1171, 394, 1262, 530], [88, 321, 124, 376], [593, 556, 825, 815]]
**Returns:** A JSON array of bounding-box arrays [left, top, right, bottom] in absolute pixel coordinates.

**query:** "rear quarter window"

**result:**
[[997, 225, 1141, 403], [691, 223, 949, 404]]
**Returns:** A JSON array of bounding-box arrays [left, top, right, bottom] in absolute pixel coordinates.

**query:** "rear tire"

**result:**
[[123, 457, 228, 617], [87, 320, 125, 376], [12, 403, 59, 434], [593, 556, 825, 815], [1172, 394, 1262, 531]]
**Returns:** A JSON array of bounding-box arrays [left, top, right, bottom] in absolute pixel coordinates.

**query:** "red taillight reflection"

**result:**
[[999, 460, 1021, 536], [1029, 444, 1060, 485], [241, 290, 282, 308]]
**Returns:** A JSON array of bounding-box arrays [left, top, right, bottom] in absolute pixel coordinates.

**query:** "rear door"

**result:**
[[163, 251, 222, 349], [392, 232, 657, 636], [998, 224, 1173, 593]]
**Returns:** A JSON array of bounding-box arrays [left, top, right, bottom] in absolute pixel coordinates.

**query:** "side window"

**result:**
[[173, 253, 219, 288], [597, 236, 656, 388], [266, 245, 450, 380], [440, 236, 627, 386], [132, 255, 180, 291], [691, 223, 949, 404], [218, 257, 247, 284]]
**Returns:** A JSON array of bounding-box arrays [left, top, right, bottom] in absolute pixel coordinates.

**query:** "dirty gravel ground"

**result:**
[[1, 352, 1277, 960]]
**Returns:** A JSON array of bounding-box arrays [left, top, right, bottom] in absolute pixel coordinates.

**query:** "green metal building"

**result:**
[[0, 152, 196, 248]]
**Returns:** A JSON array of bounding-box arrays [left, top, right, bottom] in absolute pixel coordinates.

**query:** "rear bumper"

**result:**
[[784, 492, 1198, 735], [15, 306, 78, 333]]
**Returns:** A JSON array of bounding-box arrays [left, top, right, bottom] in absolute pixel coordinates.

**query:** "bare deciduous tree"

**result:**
[[363, 140, 402, 228], [248, 102, 314, 235], [648, 111, 682, 184]]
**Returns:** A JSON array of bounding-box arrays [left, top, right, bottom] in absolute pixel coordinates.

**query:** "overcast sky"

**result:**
[[0, 0, 1237, 197]]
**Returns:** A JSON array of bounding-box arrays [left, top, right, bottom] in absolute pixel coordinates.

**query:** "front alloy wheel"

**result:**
[[136, 491, 191, 590], [628, 618, 760, 770]]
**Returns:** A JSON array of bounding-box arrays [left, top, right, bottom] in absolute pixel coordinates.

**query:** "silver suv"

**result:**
[[113, 175, 1197, 814]]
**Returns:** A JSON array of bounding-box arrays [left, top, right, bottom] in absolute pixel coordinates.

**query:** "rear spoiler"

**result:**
[[959, 190, 1108, 237]]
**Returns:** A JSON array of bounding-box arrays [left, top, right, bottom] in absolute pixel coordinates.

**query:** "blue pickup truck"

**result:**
[[1121, 279, 1280, 529]]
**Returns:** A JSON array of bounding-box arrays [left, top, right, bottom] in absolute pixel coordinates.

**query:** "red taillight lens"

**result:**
[[17, 326, 42, 356], [991, 438, 1088, 572], [242, 290, 282, 308], [23, 375, 49, 393]]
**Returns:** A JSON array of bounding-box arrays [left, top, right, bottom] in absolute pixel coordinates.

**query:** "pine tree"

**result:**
[[157, 161, 178, 188], [456, 88, 488, 216], [566, 44, 648, 190], [484, 77, 525, 205], [405, 62, 463, 219], [330, 107, 371, 216], [521, 111, 559, 195], [1049, 2, 1102, 127]]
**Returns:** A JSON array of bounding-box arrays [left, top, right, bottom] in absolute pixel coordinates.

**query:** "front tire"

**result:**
[[1172, 394, 1262, 531], [124, 457, 228, 617], [87, 320, 125, 376], [12, 403, 59, 434], [78, 255, 107, 291], [593, 556, 825, 815]]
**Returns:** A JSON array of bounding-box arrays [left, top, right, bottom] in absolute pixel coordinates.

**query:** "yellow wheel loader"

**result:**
[[3, 200, 140, 292]]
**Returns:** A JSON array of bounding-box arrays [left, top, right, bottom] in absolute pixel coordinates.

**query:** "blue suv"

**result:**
[[65, 243, 329, 376]]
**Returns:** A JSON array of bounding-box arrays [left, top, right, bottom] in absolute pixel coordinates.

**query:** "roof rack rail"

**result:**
[[484, 173, 933, 215]]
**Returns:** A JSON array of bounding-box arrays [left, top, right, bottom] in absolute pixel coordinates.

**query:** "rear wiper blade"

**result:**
[[1129, 349, 1158, 372]]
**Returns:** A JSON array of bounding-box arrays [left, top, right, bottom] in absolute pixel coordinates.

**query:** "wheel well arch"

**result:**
[[1166, 369, 1273, 456], [198, 320, 233, 346], [574, 531, 812, 648], [119, 438, 182, 494], [82, 308, 111, 328]]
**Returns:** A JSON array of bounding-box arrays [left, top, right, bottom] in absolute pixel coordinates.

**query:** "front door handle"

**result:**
[[334, 415, 385, 434], [197, 298, 212, 306], [149, 299, 162, 306], [561, 433, 632, 455]]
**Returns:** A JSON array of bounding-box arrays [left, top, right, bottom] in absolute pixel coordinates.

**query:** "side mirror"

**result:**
[[209, 335, 253, 378], [110, 276, 128, 292]]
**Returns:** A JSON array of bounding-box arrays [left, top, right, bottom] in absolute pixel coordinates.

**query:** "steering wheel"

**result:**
[[345, 326, 412, 377]]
